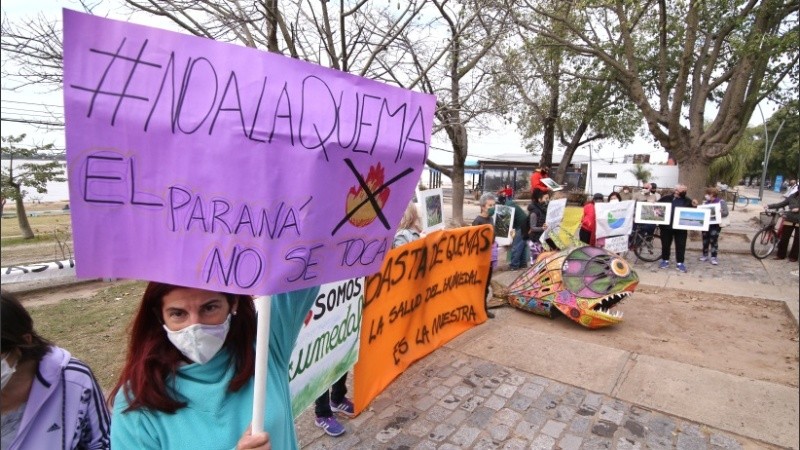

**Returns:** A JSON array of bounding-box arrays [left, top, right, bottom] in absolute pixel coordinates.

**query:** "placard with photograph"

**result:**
[[697, 203, 721, 225], [492, 204, 515, 246], [419, 188, 445, 233], [541, 177, 564, 191], [672, 207, 710, 231], [634, 202, 672, 225]]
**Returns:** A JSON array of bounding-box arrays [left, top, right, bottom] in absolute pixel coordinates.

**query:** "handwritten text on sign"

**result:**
[[289, 278, 362, 418], [353, 226, 492, 414], [62, 10, 436, 295]]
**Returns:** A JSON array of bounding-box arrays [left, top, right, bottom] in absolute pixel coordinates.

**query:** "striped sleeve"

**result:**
[[64, 358, 111, 450]]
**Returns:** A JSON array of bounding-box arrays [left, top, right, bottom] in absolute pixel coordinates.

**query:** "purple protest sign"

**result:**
[[62, 10, 436, 295]]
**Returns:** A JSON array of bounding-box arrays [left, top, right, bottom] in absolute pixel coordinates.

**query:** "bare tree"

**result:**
[[509, 0, 799, 197], [369, 1, 509, 225]]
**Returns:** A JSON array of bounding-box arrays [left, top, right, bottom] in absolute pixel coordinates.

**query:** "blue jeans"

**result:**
[[510, 229, 527, 269]]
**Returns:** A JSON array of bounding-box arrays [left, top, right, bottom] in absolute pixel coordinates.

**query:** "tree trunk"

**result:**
[[15, 196, 35, 239], [450, 146, 467, 227], [676, 156, 711, 201]]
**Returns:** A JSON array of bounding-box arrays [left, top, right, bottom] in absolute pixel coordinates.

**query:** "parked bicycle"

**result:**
[[627, 225, 663, 262], [750, 210, 785, 259]]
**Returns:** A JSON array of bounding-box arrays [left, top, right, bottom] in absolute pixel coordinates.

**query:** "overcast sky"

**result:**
[[1, 0, 778, 167]]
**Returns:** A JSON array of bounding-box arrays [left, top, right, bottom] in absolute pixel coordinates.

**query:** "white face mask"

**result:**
[[610, 198, 620, 203], [704, 194, 712, 201], [164, 314, 231, 364], [1, 355, 17, 390]]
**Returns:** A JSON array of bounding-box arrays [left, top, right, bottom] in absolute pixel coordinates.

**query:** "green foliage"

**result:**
[[709, 128, 760, 186], [762, 101, 800, 179], [1, 134, 65, 201], [627, 164, 653, 186]]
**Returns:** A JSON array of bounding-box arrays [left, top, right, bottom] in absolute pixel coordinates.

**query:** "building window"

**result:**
[[598, 173, 617, 178]]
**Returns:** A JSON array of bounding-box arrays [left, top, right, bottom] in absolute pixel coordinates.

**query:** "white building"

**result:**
[[586, 162, 679, 195]]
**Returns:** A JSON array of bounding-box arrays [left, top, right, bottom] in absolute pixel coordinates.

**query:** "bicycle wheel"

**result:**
[[750, 227, 777, 259], [634, 230, 663, 262]]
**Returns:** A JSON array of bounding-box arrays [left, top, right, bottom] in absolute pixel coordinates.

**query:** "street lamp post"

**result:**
[[757, 104, 785, 201]]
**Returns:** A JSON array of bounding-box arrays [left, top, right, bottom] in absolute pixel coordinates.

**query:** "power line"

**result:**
[[0, 117, 65, 127], [2, 99, 64, 109]]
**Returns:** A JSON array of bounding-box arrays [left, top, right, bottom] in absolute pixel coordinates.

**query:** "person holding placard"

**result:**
[[472, 193, 499, 319], [699, 187, 729, 265], [505, 196, 531, 270], [1, 289, 110, 450], [530, 166, 551, 200], [527, 190, 552, 260], [108, 282, 318, 450], [658, 184, 694, 273]]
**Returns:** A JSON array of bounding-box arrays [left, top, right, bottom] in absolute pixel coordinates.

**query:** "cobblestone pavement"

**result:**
[[295, 347, 778, 450]]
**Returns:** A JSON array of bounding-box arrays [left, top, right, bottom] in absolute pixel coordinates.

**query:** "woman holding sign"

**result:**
[[108, 282, 318, 450]]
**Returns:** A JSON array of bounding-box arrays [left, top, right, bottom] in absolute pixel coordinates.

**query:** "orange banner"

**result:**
[[353, 225, 492, 414]]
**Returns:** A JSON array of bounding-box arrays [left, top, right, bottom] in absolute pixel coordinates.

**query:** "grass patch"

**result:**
[[27, 281, 146, 392], [1, 215, 73, 241], [1, 234, 62, 247]]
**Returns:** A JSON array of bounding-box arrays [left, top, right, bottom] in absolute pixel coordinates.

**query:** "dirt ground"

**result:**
[[17, 280, 799, 391], [496, 285, 799, 388]]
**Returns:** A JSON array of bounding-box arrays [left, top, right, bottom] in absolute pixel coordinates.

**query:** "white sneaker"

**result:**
[[699, 256, 708, 262], [710, 257, 718, 265]]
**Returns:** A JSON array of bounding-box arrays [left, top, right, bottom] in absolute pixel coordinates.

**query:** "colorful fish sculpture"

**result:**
[[504, 246, 639, 329]]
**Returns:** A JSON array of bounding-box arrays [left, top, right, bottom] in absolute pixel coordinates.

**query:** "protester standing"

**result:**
[[505, 196, 531, 270], [527, 190, 551, 261], [1, 289, 110, 450], [767, 190, 800, 262], [579, 193, 605, 246], [472, 193, 498, 318], [658, 184, 693, 273], [699, 187, 729, 265], [608, 192, 623, 203], [109, 282, 318, 450], [313, 374, 354, 437], [530, 166, 551, 200], [393, 201, 423, 248]]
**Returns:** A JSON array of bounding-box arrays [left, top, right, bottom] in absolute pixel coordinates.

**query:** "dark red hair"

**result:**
[[108, 282, 256, 413]]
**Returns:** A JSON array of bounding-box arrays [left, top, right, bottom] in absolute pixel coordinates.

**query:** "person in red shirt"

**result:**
[[530, 166, 550, 200], [497, 184, 513, 200], [579, 193, 605, 246]]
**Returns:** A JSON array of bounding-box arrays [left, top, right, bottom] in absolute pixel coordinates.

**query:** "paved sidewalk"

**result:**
[[296, 345, 790, 450], [295, 188, 798, 449]]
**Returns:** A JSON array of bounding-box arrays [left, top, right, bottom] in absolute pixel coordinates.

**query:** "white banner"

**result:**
[[595, 200, 636, 239], [289, 278, 363, 417], [1, 260, 77, 285]]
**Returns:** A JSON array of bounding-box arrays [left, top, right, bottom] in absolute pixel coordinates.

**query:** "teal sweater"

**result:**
[[110, 287, 318, 450]]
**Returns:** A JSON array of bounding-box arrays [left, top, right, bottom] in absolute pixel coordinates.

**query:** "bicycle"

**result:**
[[750, 210, 784, 259], [627, 225, 663, 262]]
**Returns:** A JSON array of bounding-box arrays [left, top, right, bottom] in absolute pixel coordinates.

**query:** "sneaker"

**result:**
[[676, 263, 687, 273], [315, 416, 345, 437], [330, 398, 355, 417], [699, 256, 708, 262], [710, 257, 718, 265], [659, 260, 669, 269]]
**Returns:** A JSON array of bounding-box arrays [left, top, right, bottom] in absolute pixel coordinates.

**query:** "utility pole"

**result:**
[[756, 104, 785, 201]]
